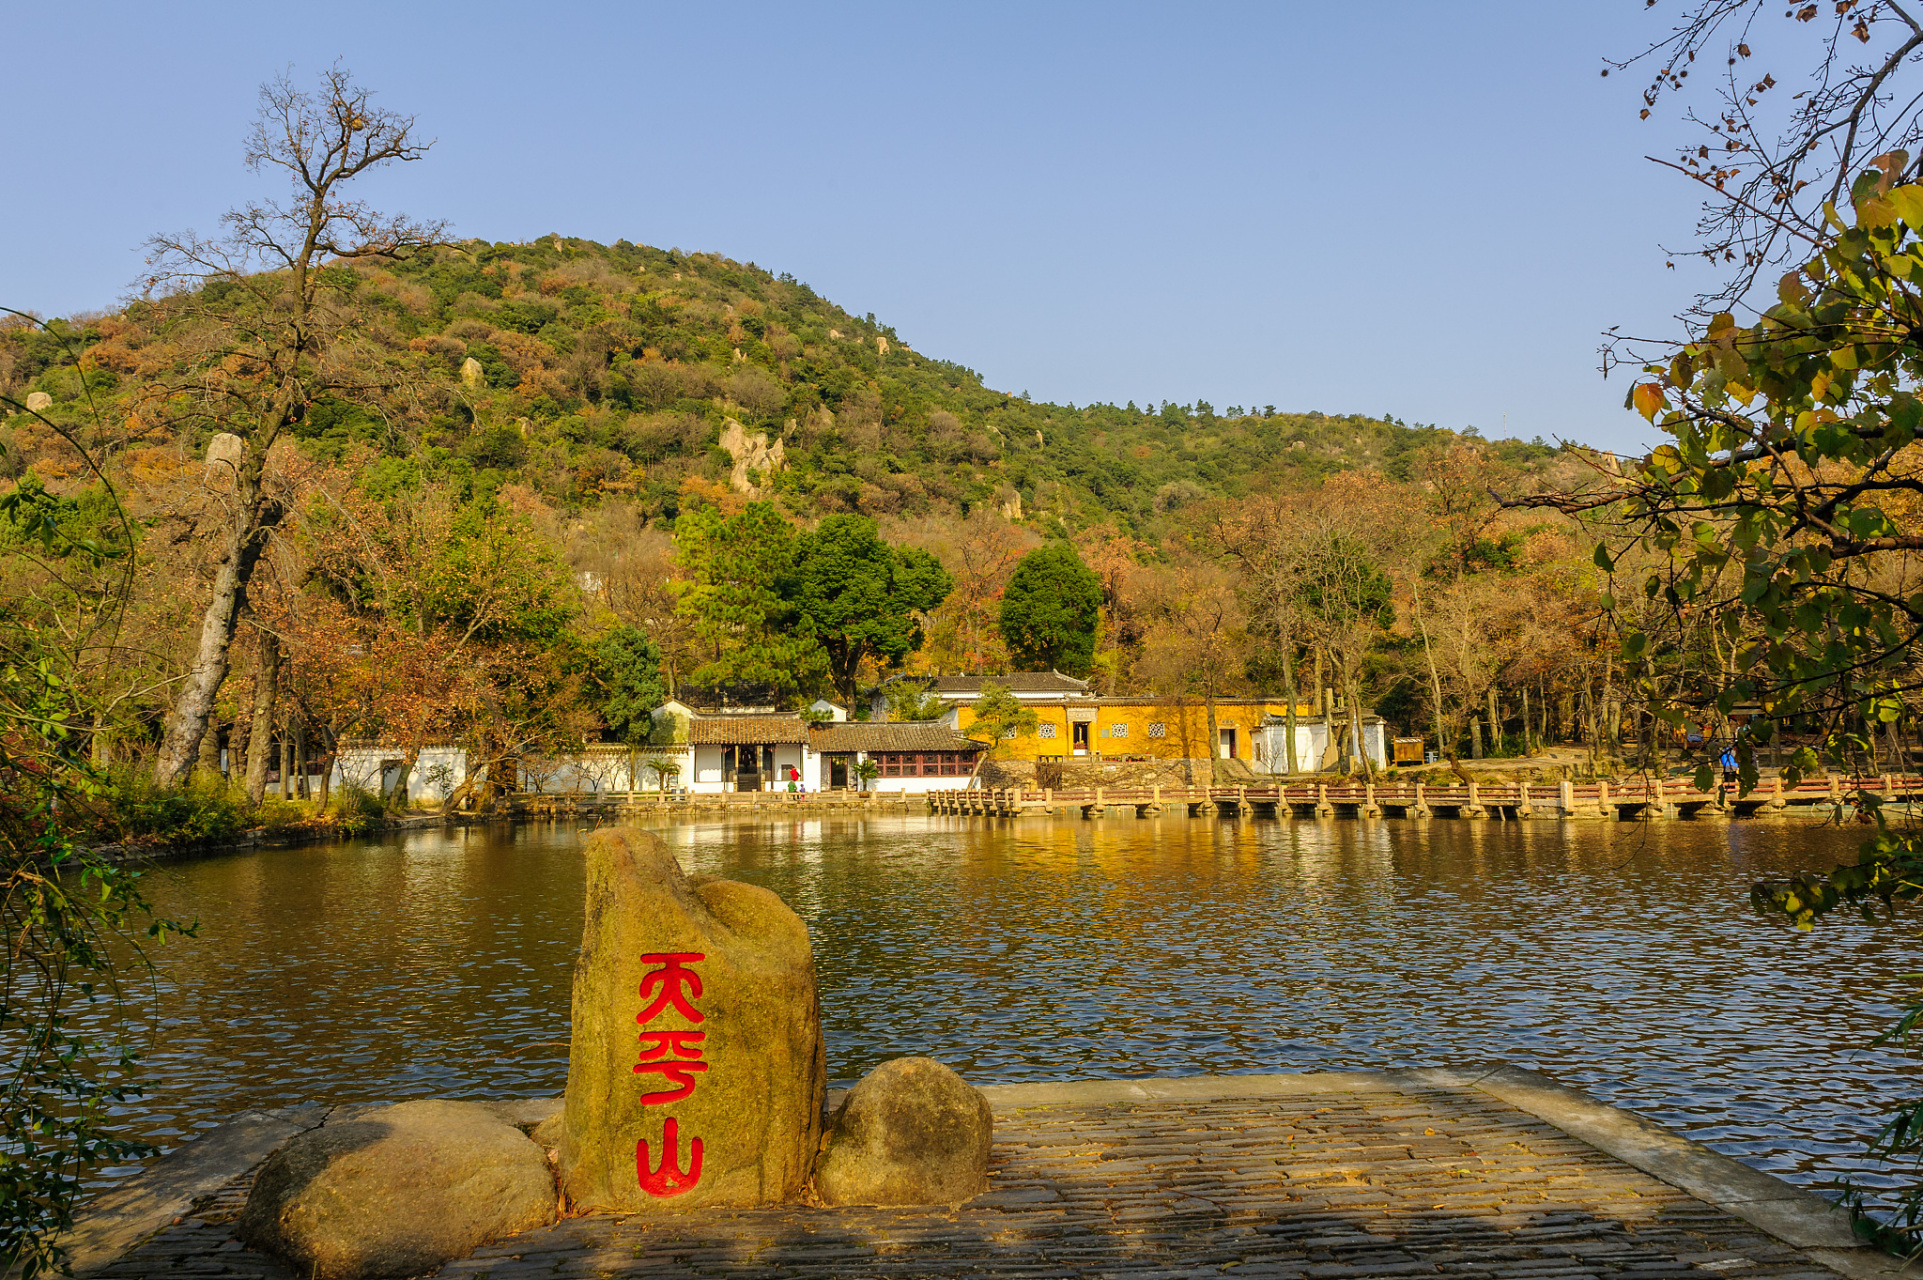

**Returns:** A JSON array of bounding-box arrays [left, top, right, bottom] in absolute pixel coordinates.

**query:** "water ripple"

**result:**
[[93, 813, 1919, 1210]]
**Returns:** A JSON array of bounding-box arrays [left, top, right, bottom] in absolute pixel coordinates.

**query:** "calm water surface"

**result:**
[[106, 814, 1919, 1203]]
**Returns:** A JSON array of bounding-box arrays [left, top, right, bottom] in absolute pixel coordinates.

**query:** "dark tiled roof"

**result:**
[[811, 722, 983, 754], [924, 672, 1090, 695], [687, 714, 808, 745]]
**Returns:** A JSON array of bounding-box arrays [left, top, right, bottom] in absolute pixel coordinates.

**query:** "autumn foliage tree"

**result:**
[[1523, 154, 1923, 1245]]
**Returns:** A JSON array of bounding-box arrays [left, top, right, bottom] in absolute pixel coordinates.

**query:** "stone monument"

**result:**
[[557, 828, 825, 1211]]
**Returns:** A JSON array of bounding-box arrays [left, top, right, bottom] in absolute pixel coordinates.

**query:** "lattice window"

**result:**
[[1111, 723, 1130, 739], [1147, 722, 1167, 738], [1039, 723, 1057, 739]]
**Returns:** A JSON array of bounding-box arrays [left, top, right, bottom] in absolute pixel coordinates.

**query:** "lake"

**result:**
[[102, 811, 1916, 1206]]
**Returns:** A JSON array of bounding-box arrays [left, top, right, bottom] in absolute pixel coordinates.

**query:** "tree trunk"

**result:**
[[1347, 677, 1371, 779], [1487, 686, 1501, 755], [1409, 575, 1447, 764], [1583, 680, 1598, 772], [393, 746, 421, 810], [245, 625, 281, 807], [1282, 642, 1299, 775], [1205, 694, 1222, 782], [152, 479, 284, 786], [964, 746, 988, 789], [1602, 654, 1619, 769], [280, 734, 293, 800], [1521, 685, 1533, 757], [196, 717, 223, 782], [230, 698, 249, 784], [1320, 666, 1337, 773]]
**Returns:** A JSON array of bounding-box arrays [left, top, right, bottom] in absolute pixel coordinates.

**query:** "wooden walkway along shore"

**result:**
[[931, 773, 1923, 820]]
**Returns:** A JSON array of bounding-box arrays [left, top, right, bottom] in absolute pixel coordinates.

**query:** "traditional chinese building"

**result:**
[[942, 695, 1388, 773], [807, 721, 984, 791], [867, 670, 1092, 720], [646, 702, 982, 793]]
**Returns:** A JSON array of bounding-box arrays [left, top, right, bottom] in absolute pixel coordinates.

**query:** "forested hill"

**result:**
[[0, 235, 1560, 531]]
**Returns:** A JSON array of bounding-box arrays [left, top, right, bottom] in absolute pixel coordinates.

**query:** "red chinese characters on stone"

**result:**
[[637, 953, 705, 1024], [637, 1116, 703, 1197], [634, 952, 707, 1196]]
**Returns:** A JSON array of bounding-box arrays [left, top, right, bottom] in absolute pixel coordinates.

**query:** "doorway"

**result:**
[[1218, 727, 1237, 759], [1072, 722, 1090, 754]]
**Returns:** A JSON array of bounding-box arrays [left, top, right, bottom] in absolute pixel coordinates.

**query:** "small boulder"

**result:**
[[23, 391, 52, 412], [460, 356, 485, 389], [815, 1057, 992, 1206], [235, 1099, 555, 1280], [204, 431, 244, 474]]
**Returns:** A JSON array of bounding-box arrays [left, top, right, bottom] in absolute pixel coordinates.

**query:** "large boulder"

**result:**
[[814, 1057, 992, 1206], [558, 828, 824, 1211], [204, 431, 244, 475], [235, 1099, 555, 1280]]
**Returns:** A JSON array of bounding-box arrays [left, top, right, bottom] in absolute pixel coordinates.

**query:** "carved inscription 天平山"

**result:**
[[635, 952, 705, 1195]]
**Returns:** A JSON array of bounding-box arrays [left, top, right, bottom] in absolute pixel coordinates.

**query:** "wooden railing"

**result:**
[[926, 774, 1923, 818]]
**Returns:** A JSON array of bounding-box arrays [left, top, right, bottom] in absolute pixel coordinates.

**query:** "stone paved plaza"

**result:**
[[82, 1069, 1896, 1279]]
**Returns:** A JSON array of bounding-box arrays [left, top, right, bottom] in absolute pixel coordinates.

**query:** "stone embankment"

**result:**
[[89, 812, 457, 865], [64, 1066, 1904, 1279]]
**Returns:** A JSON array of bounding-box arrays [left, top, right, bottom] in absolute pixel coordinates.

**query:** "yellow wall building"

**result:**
[[950, 697, 1319, 765]]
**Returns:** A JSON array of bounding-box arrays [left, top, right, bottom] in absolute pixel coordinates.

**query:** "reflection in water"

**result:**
[[106, 814, 1911, 1202]]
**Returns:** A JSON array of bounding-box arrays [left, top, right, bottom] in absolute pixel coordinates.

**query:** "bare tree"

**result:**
[[144, 66, 442, 785], [1213, 499, 1308, 771], [1618, 0, 1923, 310], [1131, 560, 1251, 780]]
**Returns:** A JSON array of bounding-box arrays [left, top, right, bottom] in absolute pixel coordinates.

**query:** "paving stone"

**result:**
[[78, 1082, 1893, 1280]]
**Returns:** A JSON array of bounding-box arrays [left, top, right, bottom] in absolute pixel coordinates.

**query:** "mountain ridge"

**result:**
[[1, 234, 1568, 532]]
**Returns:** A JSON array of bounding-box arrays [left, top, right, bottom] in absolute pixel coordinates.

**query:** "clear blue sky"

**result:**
[[1, 2, 1712, 454]]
